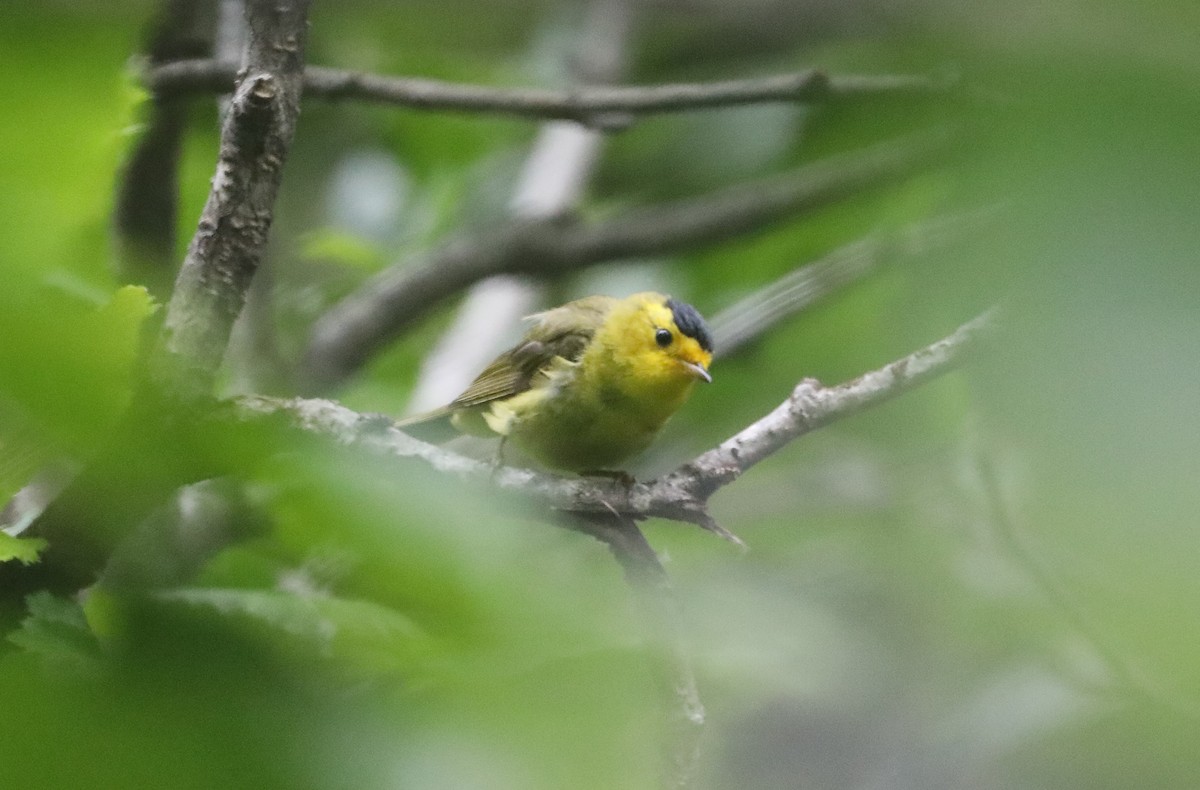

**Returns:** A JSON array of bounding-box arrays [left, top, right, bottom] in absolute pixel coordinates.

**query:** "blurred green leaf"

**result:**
[[0, 532, 47, 565], [0, 285, 156, 452], [157, 587, 436, 680], [6, 592, 101, 671], [3, 1, 1199, 788]]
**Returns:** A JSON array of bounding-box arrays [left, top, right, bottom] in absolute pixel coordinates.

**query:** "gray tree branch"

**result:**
[[147, 59, 946, 124], [242, 309, 994, 540], [156, 0, 310, 395], [299, 130, 950, 391]]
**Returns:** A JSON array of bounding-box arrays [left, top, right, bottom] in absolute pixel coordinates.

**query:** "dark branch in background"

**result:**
[[241, 310, 994, 541], [114, 0, 217, 296], [156, 0, 310, 395], [299, 130, 950, 391], [711, 209, 997, 359], [147, 59, 947, 125]]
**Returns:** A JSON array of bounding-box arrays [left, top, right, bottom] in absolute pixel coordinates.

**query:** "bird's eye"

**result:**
[[655, 328, 673, 347]]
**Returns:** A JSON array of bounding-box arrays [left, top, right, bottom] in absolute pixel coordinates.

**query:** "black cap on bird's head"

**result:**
[[665, 298, 714, 354]]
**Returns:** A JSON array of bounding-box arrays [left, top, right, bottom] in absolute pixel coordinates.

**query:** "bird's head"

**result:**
[[602, 292, 714, 388]]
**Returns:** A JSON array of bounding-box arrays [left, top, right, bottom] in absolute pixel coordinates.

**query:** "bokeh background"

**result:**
[[2, 1, 1199, 788]]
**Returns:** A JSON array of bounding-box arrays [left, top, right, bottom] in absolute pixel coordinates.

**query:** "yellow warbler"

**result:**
[[398, 292, 713, 472]]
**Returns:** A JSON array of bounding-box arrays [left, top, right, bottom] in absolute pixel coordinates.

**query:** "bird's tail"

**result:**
[[392, 407, 460, 444]]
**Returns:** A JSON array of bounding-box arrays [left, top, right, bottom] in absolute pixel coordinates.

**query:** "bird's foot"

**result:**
[[487, 437, 510, 482]]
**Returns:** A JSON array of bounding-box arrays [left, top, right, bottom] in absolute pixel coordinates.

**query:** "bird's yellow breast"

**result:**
[[492, 354, 699, 471], [490, 297, 707, 471]]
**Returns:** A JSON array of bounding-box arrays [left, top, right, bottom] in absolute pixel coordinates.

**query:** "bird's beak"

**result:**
[[682, 360, 712, 383]]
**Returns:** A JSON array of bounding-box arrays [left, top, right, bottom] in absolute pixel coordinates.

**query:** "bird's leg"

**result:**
[[488, 436, 509, 482]]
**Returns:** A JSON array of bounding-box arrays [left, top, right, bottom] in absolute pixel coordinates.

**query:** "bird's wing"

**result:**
[[449, 295, 615, 408]]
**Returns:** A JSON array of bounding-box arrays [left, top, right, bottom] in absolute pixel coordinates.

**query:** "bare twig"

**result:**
[[147, 59, 946, 124], [671, 310, 995, 508], [244, 309, 995, 536], [156, 0, 310, 394], [299, 131, 949, 391]]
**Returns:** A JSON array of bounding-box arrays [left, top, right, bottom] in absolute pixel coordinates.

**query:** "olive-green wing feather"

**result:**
[[449, 295, 615, 408]]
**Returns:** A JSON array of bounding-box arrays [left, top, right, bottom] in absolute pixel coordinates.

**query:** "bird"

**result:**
[[396, 292, 714, 473]]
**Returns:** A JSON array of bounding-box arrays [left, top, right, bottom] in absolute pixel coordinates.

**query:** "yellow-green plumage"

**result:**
[[397, 292, 714, 472]]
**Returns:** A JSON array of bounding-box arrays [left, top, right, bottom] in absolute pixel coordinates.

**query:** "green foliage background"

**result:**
[[2, 1, 1199, 788]]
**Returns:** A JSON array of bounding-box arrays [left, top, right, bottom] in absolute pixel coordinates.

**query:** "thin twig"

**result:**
[[147, 59, 947, 124], [436, 8, 708, 784], [676, 309, 996, 501], [299, 130, 949, 391]]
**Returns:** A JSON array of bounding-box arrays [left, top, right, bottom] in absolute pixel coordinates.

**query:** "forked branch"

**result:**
[[240, 309, 996, 540]]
